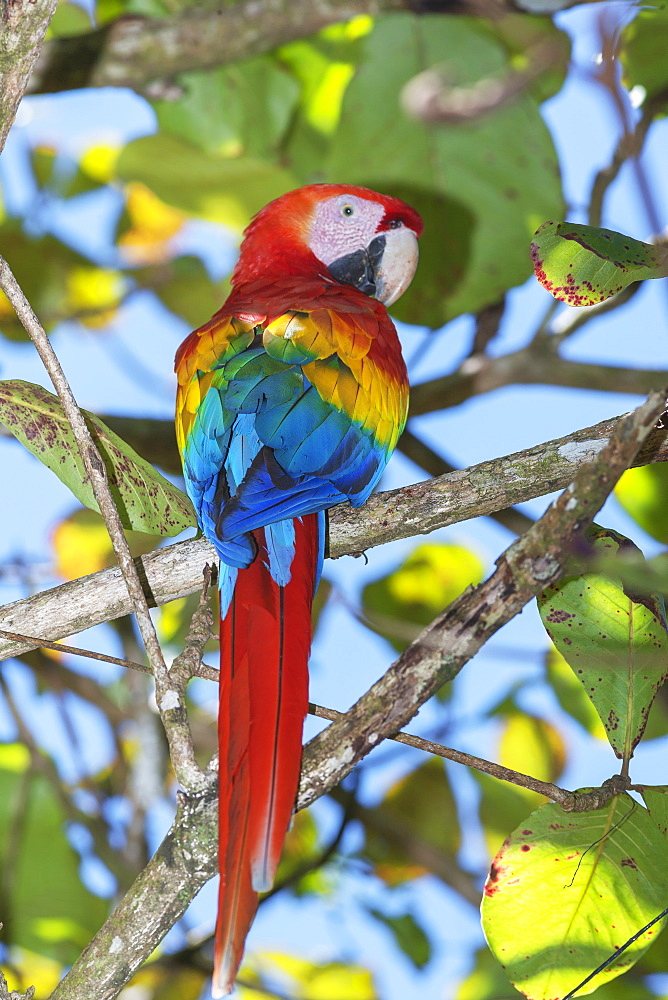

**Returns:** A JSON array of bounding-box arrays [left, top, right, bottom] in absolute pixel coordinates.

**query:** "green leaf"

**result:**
[[99, 414, 182, 476], [538, 527, 668, 760], [482, 795, 668, 999], [621, 6, 668, 109], [640, 786, 668, 837], [116, 134, 298, 230], [153, 58, 300, 157], [0, 224, 98, 340], [135, 256, 229, 329], [615, 464, 668, 546], [545, 645, 608, 740], [46, 0, 94, 36], [277, 19, 370, 175], [456, 946, 532, 1000], [325, 14, 566, 326], [0, 380, 195, 537], [531, 221, 668, 306], [362, 541, 484, 653], [363, 757, 460, 885], [497, 709, 566, 785], [368, 908, 432, 970], [0, 744, 108, 962]]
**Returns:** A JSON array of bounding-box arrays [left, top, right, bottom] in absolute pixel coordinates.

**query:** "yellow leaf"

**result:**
[[52, 508, 114, 580], [0, 288, 13, 316], [0, 742, 31, 772], [363, 541, 485, 651], [307, 62, 356, 134], [80, 143, 120, 183], [64, 265, 125, 327], [257, 953, 376, 1000], [4, 947, 63, 997], [498, 710, 566, 786], [388, 542, 483, 606], [365, 757, 460, 885], [119, 181, 186, 265], [52, 508, 160, 581]]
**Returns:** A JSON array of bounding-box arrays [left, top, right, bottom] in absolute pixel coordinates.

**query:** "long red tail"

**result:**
[[213, 514, 319, 996]]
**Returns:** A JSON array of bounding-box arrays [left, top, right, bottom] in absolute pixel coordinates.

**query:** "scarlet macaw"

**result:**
[[175, 184, 422, 996]]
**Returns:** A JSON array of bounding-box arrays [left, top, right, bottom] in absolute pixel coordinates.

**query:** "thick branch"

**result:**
[[29, 0, 602, 96], [30, 0, 406, 94], [48, 789, 219, 1000], [2, 411, 668, 662], [0, 0, 59, 153]]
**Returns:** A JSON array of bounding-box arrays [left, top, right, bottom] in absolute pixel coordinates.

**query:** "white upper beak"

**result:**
[[374, 227, 420, 307]]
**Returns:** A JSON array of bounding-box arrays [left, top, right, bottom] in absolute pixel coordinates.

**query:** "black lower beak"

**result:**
[[327, 235, 386, 298]]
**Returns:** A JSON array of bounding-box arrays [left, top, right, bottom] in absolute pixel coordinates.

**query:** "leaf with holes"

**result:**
[[531, 221, 668, 306], [482, 795, 668, 999], [0, 380, 195, 536], [538, 527, 668, 760]]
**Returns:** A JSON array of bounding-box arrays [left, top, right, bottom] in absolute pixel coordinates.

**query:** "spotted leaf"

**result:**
[[482, 795, 668, 999], [0, 379, 195, 537], [531, 221, 668, 307], [537, 526, 668, 761]]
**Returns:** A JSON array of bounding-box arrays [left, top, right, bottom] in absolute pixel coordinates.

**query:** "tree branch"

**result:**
[[2, 410, 668, 662], [48, 390, 668, 1000], [48, 788, 219, 1000], [0, 0, 58, 154], [409, 344, 668, 416], [28, 0, 604, 96], [0, 254, 209, 795], [29, 0, 408, 95], [297, 388, 668, 807]]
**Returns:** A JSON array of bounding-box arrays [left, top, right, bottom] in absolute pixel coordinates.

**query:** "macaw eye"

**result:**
[[341, 204, 354, 217]]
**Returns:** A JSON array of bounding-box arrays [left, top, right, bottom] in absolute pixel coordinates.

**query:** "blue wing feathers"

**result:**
[[183, 328, 392, 587]]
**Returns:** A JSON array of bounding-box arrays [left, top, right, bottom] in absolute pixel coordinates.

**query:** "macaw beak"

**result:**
[[327, 227, 419, 306], [373, 227, 420, 306]]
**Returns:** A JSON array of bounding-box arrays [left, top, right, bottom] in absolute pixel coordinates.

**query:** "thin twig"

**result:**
[[0, 672, 132, 881], [310, 702, 573, 805], [0, 254, 207, 793], [560, 906, 668, 1000], [0, 627, 219, 682], [592, 13, 663, 237], [547, 282, 640, 346], [164, 566, 220, 778], [409, 343, 667, 416]]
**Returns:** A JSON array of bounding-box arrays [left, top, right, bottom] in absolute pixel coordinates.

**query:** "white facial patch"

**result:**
[[308, 194, 387, 266]]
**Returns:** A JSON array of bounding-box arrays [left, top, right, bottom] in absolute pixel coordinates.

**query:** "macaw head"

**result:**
[[232, 184, 423, 307]]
